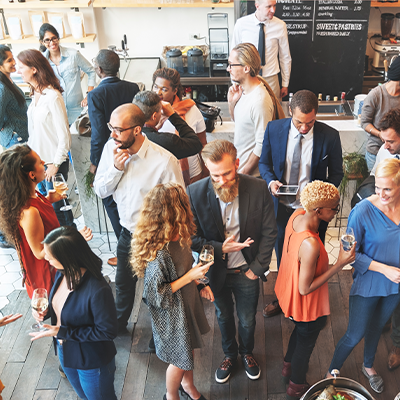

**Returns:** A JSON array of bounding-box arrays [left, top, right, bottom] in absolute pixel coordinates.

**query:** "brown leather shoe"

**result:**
[[388, 346, 400, 370], [107, 257, 117, 266], [282, 361, 291, 384], [286, 380, 310, 399], [263, 299, 282, 318]]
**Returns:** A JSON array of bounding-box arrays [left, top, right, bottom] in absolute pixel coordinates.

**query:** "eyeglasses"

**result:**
[[107, 123, 138, 135], [315, 204, 341, 214], [42, 37, 59, 45], [227, 62, 243, 69], [153, 83, 171, 94]]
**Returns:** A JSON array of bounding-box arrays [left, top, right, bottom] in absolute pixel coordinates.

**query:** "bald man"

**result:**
[[93, 103, 185, 334]]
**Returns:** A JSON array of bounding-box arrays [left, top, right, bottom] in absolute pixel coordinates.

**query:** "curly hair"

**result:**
[[0, 144, 36, 249], [152, 67, 184, 101], [300, 180, 340, 212], [17, 49, 63, 96], [131, 183, 196, 278]]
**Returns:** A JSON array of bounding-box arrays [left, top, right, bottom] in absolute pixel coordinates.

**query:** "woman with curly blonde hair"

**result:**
[[132, 182, 213, 400], [274, 181, 355, 400]]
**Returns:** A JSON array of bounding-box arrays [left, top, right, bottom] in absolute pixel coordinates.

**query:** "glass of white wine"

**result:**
[[31, 288, 48, 332], [341, 226, 355, 252], [198, 245, 214, 284], [52, 173, 72, 211]]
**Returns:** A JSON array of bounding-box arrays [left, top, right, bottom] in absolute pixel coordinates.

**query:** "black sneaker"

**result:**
[[215, 356, 236, 383], [242, 354, 260, 380]]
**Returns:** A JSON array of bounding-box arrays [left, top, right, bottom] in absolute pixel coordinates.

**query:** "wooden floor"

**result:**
[[1, 271, 400, 400]]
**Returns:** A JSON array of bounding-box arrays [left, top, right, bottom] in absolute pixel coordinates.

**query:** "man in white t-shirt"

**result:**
[[227, 43, 274, 177], [232, 0, 291, 99]]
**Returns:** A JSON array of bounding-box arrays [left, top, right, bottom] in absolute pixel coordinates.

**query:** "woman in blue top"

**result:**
[[39, 23, 96, 125], [0, 45, 28, 149], [30, 226, 118, 400], [328, 158, 400, 394]]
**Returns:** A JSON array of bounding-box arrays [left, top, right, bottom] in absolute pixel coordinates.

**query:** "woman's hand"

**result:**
[[0, 313, 22, 326], [382, 266, 400, 284], [189, 261, 213, 282], [200, 286, 214, 302], [29, 324, 60, 341], [45, 164, 59, 181], [79, 226, 93, 242], [47, 189, 65, 204], [335, 242, 356, 269], [32, 308, 46, 323]]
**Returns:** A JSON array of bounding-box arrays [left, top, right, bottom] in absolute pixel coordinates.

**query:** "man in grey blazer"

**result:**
[[187, 140, 277, 384]]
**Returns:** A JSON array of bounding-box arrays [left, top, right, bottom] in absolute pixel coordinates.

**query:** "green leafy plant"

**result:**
[[333, 395, 346, 400], [339, 152, 369, 195], [83, 169, 95, 200]]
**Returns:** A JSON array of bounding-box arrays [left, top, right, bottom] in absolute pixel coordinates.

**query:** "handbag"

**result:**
[[195, 100, 222, 133], [71, 107, 91, 137]]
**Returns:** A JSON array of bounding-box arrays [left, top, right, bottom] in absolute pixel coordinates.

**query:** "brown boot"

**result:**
[[282, 361, 291, 384], [286, 380, 310, 399], [388, 346, 400, 370], [263, 299, 282, 318]]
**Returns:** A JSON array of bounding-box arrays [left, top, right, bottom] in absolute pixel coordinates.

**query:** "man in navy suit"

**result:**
[[87, 49, 139, 265], [259, 89, 343, 316]]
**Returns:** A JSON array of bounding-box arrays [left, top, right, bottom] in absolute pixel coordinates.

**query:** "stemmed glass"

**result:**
[[31, 288, 48, 332], [198, 245, 214, 284], [341, 226, 355, 252], [52, 173, 72, 211]]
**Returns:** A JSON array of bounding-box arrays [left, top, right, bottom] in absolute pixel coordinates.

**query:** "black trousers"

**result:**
[[102, 195, 122, 240]]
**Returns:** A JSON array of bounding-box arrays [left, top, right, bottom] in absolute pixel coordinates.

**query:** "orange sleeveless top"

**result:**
[[275, 209, 330, 322]]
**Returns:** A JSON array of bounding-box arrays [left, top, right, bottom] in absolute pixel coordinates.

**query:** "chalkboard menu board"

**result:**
[[245, 1, 371, 100]]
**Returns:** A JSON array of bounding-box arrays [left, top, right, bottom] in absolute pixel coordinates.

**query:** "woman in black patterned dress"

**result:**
[[131, 182, 213, 400]]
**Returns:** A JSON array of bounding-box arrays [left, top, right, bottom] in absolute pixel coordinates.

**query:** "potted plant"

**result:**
[[339, 152, 369, 195]]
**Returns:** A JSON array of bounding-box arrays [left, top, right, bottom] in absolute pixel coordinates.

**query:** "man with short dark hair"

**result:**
[[133, 91, 202, 160], [187, 139, 277, 383], [259, 89, 343, 317], [88, 49, 140, 265], [93, 103, 184, 334]]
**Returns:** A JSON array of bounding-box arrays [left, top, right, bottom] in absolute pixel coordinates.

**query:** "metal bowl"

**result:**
[[300, 377, 376, 400]]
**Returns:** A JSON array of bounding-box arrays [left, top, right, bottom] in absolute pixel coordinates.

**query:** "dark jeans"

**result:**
[[284, 316, 327, 384], [37, 161, 76, 228], [213, 271, 259, 359], [392, 302, 400, 348], [275, 202, 328, 269], [115, 227, 137, 329], [330, 293, 400, 371], [102, 195, 122, 240]]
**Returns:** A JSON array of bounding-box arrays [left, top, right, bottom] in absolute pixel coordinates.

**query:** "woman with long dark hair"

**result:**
[[17, 49, 73, 226], [39, 23, 96, 125], [30, 226, 117, 400]]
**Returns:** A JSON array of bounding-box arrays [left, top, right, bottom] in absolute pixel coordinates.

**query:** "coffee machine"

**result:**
[[208, 13, 229, 77]]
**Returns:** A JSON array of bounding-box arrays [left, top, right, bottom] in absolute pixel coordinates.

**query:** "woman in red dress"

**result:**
[[0, 144, 91, 298]]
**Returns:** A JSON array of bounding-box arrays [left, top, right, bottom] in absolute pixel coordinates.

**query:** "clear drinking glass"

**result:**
[[31, 288, 48, 332], [341, 226, 355, 252], [198, 245, 214, 284], [52, 173, 72, 211]]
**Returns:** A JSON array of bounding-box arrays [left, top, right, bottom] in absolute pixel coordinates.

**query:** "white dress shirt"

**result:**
[[93, 135, 185, 232], [232, 13, 292, 88], [371, 146, 399, 176], [27, 87, 71, 166], [281, 122, 314, 208]]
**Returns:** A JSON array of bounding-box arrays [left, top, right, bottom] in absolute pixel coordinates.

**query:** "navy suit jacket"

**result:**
[[259, 118, 343, 214], [187, 174, 277, 294], [88, 76, 139, 166]]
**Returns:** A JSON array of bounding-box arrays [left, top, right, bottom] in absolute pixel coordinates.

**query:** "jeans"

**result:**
[[115, 227, 137, 329], [329, 293, 400, 371], [37, 161, 76, 228], [57, 342, 117, 400], [213, 271, 259, 358], [392, 302, 400, 348], [284, 316, 327, 384], [365, 150, 377, 172]]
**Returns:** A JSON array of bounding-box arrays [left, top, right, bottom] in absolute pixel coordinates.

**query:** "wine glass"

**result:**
[[52, 173, 72, 211], [198, 245, 214, 284], [341, 226, 355, 252], [31, 288, 48, 332]]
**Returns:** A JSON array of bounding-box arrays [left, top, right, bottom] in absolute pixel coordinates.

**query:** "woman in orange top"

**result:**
[[275, 181, 355, 400]]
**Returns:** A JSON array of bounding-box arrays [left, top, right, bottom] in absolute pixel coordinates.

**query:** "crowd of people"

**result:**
[[0, 1, 400, 399]]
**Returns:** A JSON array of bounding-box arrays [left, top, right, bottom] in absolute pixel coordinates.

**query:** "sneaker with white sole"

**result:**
[[242, 354, 261, 380], [215, 356, 236, 383]]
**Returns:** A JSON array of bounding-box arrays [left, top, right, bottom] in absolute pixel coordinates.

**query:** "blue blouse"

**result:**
[[44, 46, 96, 125], [0, 80, 28, 148], [349, 199, 400, 297]]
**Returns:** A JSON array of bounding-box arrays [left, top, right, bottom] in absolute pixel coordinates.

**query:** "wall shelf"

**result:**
[[371, 1, 400, 7], [0, 33, 96, 44], [93, 0, 233, 8], [0, 0, 93, 9]]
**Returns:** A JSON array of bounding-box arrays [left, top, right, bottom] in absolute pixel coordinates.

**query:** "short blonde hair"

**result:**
[[375, 158, 400, 186], [300, 181, 340, 212]]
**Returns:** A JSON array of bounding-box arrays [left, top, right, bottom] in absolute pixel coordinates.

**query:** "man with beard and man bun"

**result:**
[[187, 139, 277, 384], [93, 103, 184, 334]]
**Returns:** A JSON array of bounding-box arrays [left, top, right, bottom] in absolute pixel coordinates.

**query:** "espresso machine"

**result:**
[[208, 13, 229, 77]]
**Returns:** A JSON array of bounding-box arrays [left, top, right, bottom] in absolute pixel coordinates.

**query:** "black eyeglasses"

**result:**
[[227, 62, 243, 69], [42, 37, 59, 45], [107, 123, 138, 135], [315, 204, 340, 214]]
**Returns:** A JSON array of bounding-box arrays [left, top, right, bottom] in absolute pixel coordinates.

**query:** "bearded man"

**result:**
[[187, 139, 277, 384], [93, 103, 184, 334]]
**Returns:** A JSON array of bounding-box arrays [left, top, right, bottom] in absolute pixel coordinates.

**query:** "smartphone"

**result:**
[[276, 185, 299, 195]]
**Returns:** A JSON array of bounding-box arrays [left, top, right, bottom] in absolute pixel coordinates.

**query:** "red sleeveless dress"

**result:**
[[18, 192, 59, 298]]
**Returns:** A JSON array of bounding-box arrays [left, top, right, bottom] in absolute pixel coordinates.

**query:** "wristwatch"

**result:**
[[53, 163, 61, 168]]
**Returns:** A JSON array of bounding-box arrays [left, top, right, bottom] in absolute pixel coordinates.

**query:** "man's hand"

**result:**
[[245, 269, 258, 280], [200, 286, 214, 302], [161, 101, 175, 118], [89, 163, 97, 175], [222, 235, 254, 253], [113, 145, 130, 171], [280, 87, 289, 98], [45, 164, 59, 181], [228, 84, 243, 105], [0, 313, 22, 327], [81, 97, 88, 107], [270, 181, 283, 197]]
